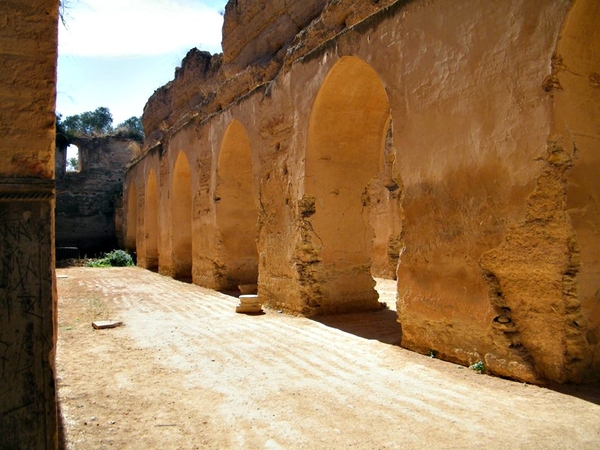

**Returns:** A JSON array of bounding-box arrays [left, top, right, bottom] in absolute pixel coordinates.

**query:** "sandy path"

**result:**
[[56, 267, 600, 449]]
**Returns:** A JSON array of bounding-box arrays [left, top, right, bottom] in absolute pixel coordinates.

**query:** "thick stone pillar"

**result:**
[[0, 181, 57, 449], [0, 0, 60, 447]]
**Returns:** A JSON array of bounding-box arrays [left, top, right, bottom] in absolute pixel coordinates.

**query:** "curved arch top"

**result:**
[[303, 56, 391, 312], [171, 151, 193, 280], [126, 180, 138, 252], [144, 169, 159, 270], [215, 119, 259, 289]]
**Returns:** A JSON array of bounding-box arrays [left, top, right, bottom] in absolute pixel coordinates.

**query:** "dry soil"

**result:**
[[56, 267, 600, 449]]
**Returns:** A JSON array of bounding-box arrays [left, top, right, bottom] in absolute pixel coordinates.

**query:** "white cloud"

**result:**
[[59, 0, 225, 57]]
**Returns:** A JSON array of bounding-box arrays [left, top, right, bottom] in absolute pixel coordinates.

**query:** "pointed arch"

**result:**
[[216, 120, 259, 289], [171, 151, 193, 280], [144, 169, 159, 270], [126, 180, 138, 253], [304, 56, 391, 311]]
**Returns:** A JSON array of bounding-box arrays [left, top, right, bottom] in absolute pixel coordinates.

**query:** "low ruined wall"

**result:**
[[125, 0, 599, 384], [0, 0, 60, 448], [56, 136, 139, 256]]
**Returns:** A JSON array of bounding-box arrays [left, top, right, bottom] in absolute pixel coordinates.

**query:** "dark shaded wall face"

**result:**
[[0, 0, 60, 448], [55, 137, 139, 257]]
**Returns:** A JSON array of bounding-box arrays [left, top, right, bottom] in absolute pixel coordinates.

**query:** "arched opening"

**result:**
[[552, 0, 600, 380], [144, 169, 159, 271], [126, 180, 137, 253], [367, 121, 403, 280], [65, 144, 80, 172], [171, 151, 193, 280], [216, 120, 259, 289], [304, 56, 392, 313]]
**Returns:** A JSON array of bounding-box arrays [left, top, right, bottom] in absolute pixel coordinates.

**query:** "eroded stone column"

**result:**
[[0, 181, 57, 448]]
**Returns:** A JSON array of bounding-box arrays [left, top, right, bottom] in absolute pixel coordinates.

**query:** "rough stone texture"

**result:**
[[0, 1, 59, 448], [142, 49, 223, 151], [221, 0, 327, 77], [55, 137, 139, 257], [127, 0, 599, 384]]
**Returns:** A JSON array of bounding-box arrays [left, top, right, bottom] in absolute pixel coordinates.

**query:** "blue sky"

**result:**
[[57, 0, 228, 125]]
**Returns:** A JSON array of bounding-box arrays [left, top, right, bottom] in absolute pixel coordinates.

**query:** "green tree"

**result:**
[[55, 113, 73, 149], [63, 107, 113, 136], [115, 116, 144, 141], [66, 156, 79, 172]]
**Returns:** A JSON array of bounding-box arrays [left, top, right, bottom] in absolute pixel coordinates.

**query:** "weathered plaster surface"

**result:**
[[0, 0, 59, 448], [125, 0, 599, 383]]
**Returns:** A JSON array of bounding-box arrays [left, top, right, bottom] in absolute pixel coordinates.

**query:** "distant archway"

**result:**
[[304, 56, 391, 312], [144, 169, 159, 271], [216, 120, 259, 289], [126, 180, 138, 253], [171, 152, 193, 280]]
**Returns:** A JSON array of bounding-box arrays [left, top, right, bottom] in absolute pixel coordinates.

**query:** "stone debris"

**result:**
[[235, 294, 263, 314], [92, 320, 123, 330]]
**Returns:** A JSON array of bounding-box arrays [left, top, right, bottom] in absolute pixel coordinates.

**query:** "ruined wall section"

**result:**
[[0, 0, 59, 447], [127, 0, 599, 383], [221, 0, 327, 77], [141, 0, 399, 155], [56, 137, 139, 256], [143, 49, 223, 148]]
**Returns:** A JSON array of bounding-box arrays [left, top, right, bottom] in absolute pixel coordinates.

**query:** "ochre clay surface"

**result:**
[[57, 267, 600, 449], [0, 1, 60, 447], [125, 0, 600, 384]]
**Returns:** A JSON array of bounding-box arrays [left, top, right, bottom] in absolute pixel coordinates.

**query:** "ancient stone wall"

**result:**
[[55, 136, 140, 257], [126, 0, 599, 384], [0, 0, 59, 448]]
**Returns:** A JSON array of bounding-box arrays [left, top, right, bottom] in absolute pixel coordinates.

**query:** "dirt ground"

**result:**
[[56, 267, 600, 449]]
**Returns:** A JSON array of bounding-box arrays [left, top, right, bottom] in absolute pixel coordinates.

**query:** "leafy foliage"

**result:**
[[85, 250, 134, 267], [56, 113, 73, 149], [63, 107, 114, 136], [469, 360, 486, 374], [114, 116, 144, 141], [57, 108, 144, 143], [66, 156, 79, 172]]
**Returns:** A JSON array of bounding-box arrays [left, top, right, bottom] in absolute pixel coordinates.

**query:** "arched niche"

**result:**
[[171, 151, 193, 280], [216, 120, 259, 289], [126, 180, 137, 252], [553, 0, 600, 380], [304, 56, 391, 312], [144, 169, 159, 271]]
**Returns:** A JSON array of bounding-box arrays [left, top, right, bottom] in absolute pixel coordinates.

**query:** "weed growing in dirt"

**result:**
[[469, 360, 486, 374], [87, 297, 111, 320], [85, 250, 134, 267]]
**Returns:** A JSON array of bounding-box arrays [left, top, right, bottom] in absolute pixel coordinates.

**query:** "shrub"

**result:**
[[84, 250, 134, 268], [469, 360, 486, 374]]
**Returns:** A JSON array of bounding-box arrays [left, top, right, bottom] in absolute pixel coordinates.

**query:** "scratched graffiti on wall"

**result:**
[[0, 201, 54, 439]]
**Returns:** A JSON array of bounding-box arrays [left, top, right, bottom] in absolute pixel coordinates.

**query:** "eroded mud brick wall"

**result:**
[[0, 0, 60, 448], [56, 137, 139, 256], [125, 0, 599, 384]]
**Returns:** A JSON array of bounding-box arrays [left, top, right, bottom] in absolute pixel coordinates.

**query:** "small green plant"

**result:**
[[105, 249, 134, 266], [85, 250, 134, 267], [469, 360, 486, 374], [429, 349, 438, 358]]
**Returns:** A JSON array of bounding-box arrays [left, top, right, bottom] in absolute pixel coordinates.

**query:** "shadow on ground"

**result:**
[[312, 307, 402, 345], [546, 381, 600, 406]]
